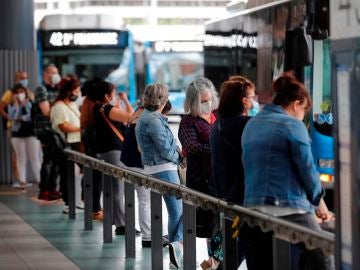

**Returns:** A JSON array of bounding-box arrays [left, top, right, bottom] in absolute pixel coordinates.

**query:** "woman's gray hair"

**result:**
[[142, 83, 169, 111], [184, 77, 218, 116]]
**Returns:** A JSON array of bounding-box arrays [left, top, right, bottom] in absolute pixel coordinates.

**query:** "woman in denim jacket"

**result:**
[[241, 72, 333, 270], [135, 83, 183, 269]]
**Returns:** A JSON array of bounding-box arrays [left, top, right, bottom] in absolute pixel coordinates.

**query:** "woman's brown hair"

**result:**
[[272, 71, 312, 111], [218, 76, 255, 118]]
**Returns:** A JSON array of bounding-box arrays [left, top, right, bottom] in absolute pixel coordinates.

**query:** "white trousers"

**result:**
[[11, 136, 41, 184]]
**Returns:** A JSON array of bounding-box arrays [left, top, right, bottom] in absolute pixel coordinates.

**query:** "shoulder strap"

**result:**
[[100, 105, 124, 142], [62, 101, 80, 118]]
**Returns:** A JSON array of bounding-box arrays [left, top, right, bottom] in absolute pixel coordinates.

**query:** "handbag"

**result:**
[[177, 157, 187, 185]]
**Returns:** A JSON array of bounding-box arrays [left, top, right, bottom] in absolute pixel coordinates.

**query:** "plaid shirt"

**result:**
[[178, 113, 216, 192], [33, 84, 58, 138]]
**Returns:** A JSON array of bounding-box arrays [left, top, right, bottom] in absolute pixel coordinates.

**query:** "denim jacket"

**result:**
[[241, 104, 324, 213], [8, 101, 32, 132], [135, 109, 180, 166]]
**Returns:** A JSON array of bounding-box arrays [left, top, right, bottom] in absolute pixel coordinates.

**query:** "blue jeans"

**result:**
[[152, 170, 183, 243]]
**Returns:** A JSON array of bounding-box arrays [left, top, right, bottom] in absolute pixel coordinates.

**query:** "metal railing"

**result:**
[[64, 149, 335, 270]]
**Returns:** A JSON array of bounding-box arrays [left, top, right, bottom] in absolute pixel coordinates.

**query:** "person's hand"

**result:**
[[315, 198, 330, 221], [118, 92, 128, 101]]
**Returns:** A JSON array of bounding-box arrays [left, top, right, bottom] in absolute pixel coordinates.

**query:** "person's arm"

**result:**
[[0, 90, 13, 120], [39, 101, 51, 117], [289, 120, 325, 206], [118, 92, 134, 114], [108, 105, 133, 123], [178, 119, 211, 156], [148, 117, 180, 164], [35, 86, 51, 118], [57, 122, 81, 133]]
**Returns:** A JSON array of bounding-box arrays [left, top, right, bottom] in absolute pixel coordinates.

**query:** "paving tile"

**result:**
[[0, 263, 29, 270], [27, 262, 80, 270]]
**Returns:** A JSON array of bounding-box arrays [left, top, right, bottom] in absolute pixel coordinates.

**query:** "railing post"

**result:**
[[183, 201, 196, 270], [222, 215, 238, 269], [83, 166, 93, 230], [151, 190, 163, 270], [103, 174, 113, 243], [273, 236, 292, 270], [67, 157, 76, 219], [125, 181, 136, 258]]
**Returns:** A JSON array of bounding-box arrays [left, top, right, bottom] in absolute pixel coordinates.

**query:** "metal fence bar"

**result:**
[[67, 158, 76, 219], [273, 237, 292, 270], [183, 201, 196, 270], [151, 191, 163, 270], [222, 216, 238, 270], [84, 166, 93, 230], [103, 174, 113, 243], [64, 149, 335, 256], [125, 182, 136, 258]]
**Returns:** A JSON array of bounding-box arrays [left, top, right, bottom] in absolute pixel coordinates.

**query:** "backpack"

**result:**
[[120, 123, 143, 168], [40, 126, 68, 161]]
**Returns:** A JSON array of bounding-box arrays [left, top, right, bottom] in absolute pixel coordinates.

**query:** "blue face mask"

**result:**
[[248, 100, 259, 116], [19, 79, 28, 87]]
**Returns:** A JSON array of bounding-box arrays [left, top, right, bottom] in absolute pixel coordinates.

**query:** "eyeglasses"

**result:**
[[245, 95, 258, 101]]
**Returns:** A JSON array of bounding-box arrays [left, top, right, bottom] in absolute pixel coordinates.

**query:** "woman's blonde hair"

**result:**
[[142, 83, 169, 111]]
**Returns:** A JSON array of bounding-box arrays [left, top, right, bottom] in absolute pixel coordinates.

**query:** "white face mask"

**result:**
[[51, 74, 61, 86], [200, 101, 212, 115], [109, 96, 118, 106], [18, 93, 26, 102]]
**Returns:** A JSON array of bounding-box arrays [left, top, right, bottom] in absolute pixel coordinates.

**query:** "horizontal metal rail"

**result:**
[[65, 149, 335, 256]]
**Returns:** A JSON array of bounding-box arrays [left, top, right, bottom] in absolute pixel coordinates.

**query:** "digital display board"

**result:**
[[40, 29, 129, 50]]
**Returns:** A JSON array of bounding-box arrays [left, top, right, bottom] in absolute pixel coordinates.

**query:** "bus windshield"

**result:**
[[148, 52, 203, 92]]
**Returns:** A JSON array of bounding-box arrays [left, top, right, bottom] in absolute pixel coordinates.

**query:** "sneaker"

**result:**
[[13, 182, 27, 189], [49, 190, 61, 200], [141, 236, 170, 248], [92, 210, 104, 221], [169, 241, 183, 269], [115, 226, 141, 236], [76, 201, 84, 210]]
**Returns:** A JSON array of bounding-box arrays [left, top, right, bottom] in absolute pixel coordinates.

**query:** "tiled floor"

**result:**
[[1, 185, 239, 270], [0, 200, 80, 270]]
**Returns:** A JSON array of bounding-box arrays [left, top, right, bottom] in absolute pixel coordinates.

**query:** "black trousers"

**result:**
[[59, 142, 82, 205], [84, 146, 102, 213], [39, 143, 59, 193], [241, 213, 334, 270]]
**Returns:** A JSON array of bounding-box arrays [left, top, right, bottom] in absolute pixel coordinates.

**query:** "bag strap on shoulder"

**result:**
[[100, 105, 124, 142]]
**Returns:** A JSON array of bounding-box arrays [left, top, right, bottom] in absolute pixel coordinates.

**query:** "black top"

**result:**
[[93, 103, 124, 153], [210, 115, 251, 205]]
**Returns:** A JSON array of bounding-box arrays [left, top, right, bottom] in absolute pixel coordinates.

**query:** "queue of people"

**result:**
[[0, 67, 334, 270]]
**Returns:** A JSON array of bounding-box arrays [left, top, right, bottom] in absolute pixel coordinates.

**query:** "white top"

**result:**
[[144, 162, 178, 175], [50, 101, 81, 143]]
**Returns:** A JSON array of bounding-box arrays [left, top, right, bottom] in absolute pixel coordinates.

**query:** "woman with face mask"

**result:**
[[241, 72, 334, 270], [91, 80, 134, 236], [50, 77, 83, 213], [8, 84, 41, 189], [178, 77, 220, 269]]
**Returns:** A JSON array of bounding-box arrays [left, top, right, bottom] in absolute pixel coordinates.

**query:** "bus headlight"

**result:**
[[318, 159, 334, 169], [320, 174, 333, 183]]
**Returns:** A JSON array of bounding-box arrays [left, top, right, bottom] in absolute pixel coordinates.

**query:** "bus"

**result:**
[[143, 39, 204, 115], [204, 0, 334, 203], [37, 14, 137, 103]]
